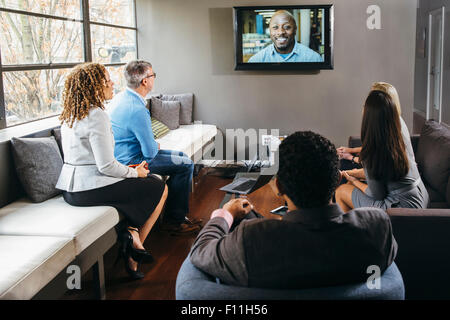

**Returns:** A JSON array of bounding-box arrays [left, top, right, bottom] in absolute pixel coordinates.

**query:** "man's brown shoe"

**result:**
[[162, 222, 200, 235]]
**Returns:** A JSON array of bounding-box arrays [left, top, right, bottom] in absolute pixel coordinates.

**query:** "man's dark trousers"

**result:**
[[147, 149, 194, 224]]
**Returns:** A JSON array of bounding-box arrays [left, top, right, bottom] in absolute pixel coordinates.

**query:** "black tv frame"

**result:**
[[234, 5, 334, 71]]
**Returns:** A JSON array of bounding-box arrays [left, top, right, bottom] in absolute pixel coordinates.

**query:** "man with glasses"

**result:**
[[108, 60, 201, 235]]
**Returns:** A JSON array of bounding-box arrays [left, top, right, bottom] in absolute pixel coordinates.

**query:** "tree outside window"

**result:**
[[0, 0, 137, 128]]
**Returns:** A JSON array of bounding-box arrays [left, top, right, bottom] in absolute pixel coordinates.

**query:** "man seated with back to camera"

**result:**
[[190, 131, 397, 289]]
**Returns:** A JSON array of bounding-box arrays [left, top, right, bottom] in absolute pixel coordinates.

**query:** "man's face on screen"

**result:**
[[269, 13, 296, 54]]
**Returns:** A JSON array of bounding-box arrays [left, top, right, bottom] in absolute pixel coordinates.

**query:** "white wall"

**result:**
[[136, 0, 417, 150]]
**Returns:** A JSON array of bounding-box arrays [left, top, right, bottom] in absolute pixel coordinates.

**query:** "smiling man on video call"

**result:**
[[248, 10, 323, 63]]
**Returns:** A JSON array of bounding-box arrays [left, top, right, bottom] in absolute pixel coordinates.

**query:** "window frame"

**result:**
[[0, 0, 138, 129]]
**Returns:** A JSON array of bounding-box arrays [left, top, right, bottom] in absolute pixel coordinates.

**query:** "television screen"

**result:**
[[234, 5, 334, 70]]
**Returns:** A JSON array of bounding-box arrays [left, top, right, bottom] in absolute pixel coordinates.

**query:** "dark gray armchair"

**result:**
[[176, 256, 405, 300], [348, 120, 450, 299]]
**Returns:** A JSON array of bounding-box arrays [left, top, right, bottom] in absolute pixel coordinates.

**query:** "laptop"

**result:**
[[219, 155, 273, 195]]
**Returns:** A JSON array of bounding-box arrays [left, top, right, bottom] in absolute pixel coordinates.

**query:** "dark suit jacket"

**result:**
[[190, 204, 398, 289]]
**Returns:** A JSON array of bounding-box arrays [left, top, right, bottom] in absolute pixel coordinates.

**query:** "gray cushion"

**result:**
[[51, 128, 63, 159], [424, 181, 446, 203], [161, 93, 194, 125], [416, 120, 450, 201], [447, 176, 450, 206], [150, 97, 180, 130], [10, 136, 63, 203], [146, 94, 162, 110]]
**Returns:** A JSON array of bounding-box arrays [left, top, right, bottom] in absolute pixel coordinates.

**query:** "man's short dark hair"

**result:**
[[277, 131, 340, 208]]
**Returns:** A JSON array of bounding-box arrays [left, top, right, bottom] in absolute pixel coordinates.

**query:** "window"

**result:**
[[0, 0, 137, 128]]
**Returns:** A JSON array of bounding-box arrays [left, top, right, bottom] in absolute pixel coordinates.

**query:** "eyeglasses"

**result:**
[[142, 72, 157, 81]]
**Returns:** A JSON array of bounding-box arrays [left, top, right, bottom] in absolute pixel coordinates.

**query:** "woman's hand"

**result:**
[[337, 146, 361, 161], [341, 152, 354, 161], [345, 168, 365, 179], [344, 169, 356, 177], [337, 146, 350, 154], [223, 198, 254, 220], [337, 147, 353, 160], [342, 171, 358, 184], [136, 161, 149, 178]]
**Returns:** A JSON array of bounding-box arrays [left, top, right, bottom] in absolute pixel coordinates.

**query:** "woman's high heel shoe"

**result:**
[[125, 227, 155, 264], [123, 255, 144, 280], [131, 247, 154, 264], [116, 230, 145, 280]]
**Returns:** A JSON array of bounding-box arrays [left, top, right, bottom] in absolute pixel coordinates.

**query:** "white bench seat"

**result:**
[[0, 123, 217, 299], [0, 235, 75, 299], [156, 124, 217, 158], [0, 196, 119, 255]]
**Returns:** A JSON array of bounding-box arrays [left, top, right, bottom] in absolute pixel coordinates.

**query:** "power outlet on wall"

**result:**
[[262, 135, 272, 146]]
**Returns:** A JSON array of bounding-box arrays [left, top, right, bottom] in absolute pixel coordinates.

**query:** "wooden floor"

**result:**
[[63, 171, 284, 300]]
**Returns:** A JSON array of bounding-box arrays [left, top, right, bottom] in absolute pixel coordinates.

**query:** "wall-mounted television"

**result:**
[[234, 5, 334, 70]]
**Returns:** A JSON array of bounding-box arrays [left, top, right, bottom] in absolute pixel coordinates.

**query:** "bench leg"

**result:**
[[92, 257, 106, 300]]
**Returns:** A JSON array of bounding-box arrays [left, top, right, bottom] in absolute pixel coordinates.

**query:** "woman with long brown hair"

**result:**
[[337, 82, 407, 166], [56, 63, 168, 279], [335, 90, 429, 211]]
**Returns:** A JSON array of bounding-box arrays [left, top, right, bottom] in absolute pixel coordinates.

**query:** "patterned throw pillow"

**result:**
[[151, 117, 170, 139]]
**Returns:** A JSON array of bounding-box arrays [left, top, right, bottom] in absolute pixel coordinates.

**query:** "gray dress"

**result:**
[[352, 118, 430, 210]]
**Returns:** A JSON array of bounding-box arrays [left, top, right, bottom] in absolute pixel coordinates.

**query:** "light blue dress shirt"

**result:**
[[107, 88, 159, 165], [248, 42, 323, 63]]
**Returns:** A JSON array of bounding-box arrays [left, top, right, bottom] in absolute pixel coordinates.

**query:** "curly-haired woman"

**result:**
[[335, 90, 429, 211], [56, 63, 168, 279]]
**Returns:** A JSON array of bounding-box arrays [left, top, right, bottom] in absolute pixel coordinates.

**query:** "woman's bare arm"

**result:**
[[346, 168, 365, 179]]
